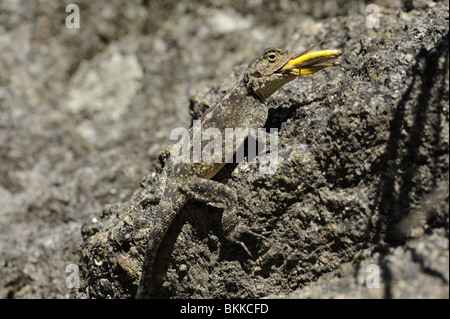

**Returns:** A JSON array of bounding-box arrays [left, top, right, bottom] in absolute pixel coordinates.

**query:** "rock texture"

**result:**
[[0, 0, 448, 298]]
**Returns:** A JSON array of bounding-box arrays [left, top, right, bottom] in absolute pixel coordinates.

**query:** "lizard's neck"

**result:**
[[201, 75, 269, 132]]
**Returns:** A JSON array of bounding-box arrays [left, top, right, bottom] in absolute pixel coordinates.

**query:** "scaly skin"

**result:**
[[135, 46, 342, 298]]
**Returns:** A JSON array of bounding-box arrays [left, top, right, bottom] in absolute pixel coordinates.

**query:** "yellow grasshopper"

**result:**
[[280, 40, 346, 76]]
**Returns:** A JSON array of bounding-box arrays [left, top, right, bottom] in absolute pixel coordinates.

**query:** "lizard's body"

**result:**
[[135, 46, 343, 298]]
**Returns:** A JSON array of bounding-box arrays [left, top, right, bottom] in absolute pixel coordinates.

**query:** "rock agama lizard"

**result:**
[[135, 43, 343, 298]]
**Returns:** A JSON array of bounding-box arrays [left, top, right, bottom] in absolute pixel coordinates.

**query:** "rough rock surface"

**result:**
[[0, 0, 448, 298]]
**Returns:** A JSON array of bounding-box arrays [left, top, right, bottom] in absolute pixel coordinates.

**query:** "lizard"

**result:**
[[135, 43, 343, 298]]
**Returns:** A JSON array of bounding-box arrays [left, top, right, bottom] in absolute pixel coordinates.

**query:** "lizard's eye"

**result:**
[[267, 52, 277, 62]]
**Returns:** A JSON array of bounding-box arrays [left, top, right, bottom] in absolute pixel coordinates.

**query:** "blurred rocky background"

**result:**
[[0, 0, 448, 298]]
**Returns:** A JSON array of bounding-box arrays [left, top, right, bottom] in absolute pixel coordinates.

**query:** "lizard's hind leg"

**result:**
[[182, 176, 266, 257]]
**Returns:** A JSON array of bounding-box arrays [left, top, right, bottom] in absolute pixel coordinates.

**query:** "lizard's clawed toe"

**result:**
[[226, 225, 268, 257]]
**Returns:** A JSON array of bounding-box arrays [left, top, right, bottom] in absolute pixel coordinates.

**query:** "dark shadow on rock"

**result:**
[[376, 32, 449, 298]]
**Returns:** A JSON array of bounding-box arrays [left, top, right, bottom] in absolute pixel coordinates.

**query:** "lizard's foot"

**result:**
[[182, 176, 268, 257], [226, 225, 268, 257]]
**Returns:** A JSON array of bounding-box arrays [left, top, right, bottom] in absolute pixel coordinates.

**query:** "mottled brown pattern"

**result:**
[[136, 48, 299, 298]]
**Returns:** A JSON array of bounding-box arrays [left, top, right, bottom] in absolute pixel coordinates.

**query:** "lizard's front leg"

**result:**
[[182, 176, 267, 257]]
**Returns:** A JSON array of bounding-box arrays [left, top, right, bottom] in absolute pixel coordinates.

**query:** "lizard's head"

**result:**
[[244, 48, 297, 101], [244, 43, 344, 101]]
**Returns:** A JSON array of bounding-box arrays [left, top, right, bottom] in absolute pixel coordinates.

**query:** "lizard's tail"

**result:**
[[135, 225, 163, 299], [135, 191, 187, 298]]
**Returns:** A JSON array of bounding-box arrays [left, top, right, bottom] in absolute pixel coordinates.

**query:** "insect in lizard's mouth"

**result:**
[[277, 48, 343, 76]]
